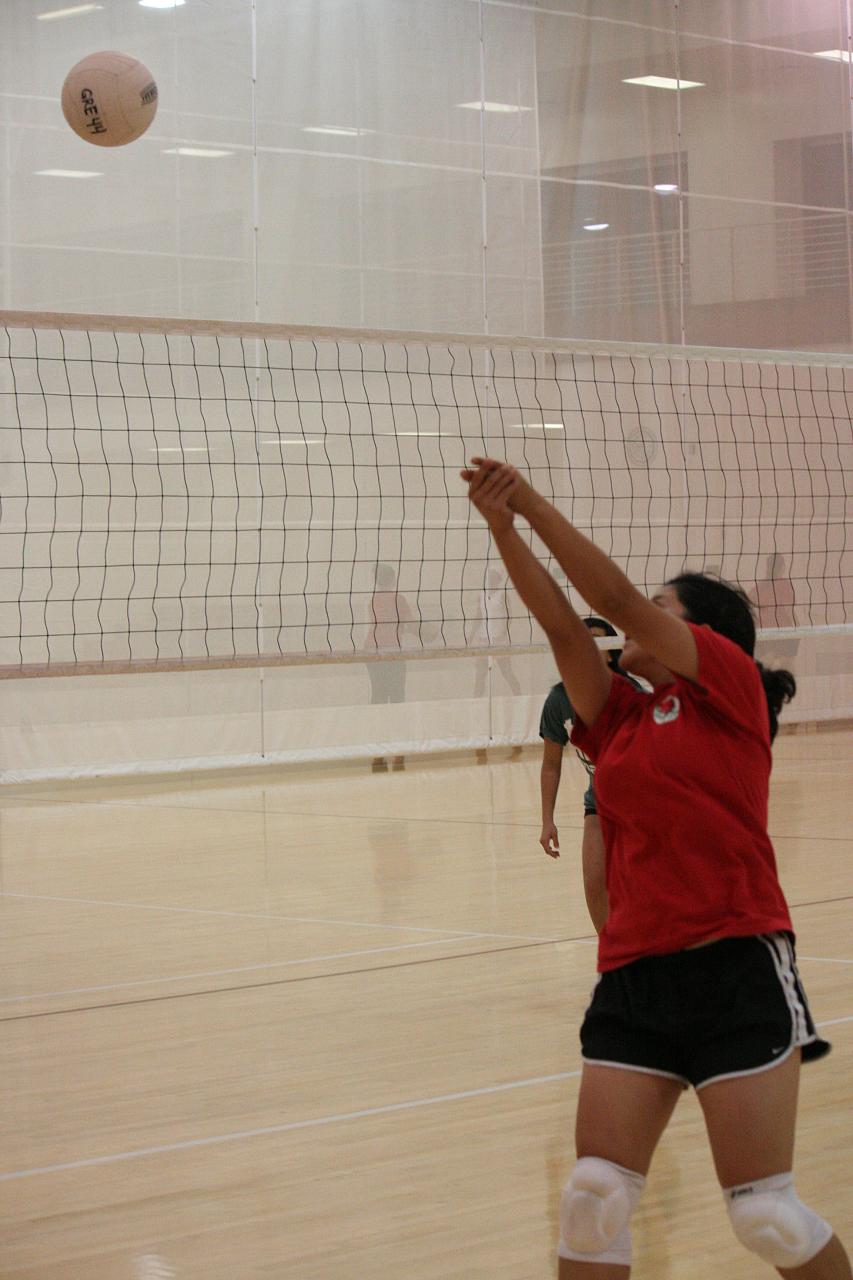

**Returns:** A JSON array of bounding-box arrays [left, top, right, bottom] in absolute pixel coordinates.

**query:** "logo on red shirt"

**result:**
[[652, 694, 681, 724]]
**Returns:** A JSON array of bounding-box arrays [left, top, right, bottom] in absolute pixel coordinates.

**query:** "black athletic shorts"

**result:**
[[581, 933, 831, 1090]]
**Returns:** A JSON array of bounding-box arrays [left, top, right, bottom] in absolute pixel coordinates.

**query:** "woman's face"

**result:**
[[619, 585, 686, 685], [588, 625, 612, 671]]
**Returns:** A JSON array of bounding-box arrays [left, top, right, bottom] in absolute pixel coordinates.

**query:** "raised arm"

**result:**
[[462, 464, 611, 725], [467, 459, 699, 683]]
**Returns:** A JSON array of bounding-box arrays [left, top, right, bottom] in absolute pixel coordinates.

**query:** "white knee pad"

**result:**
[[725, 1172, 833, 1269], [558, 1156, 646, 1266]]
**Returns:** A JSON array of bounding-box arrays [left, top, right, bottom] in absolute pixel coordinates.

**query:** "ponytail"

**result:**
[[667, 572, 797, 741], [756, 662, 796, 742]]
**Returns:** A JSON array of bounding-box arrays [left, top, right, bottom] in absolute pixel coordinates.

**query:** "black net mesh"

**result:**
[[1, 320, 851, 668]]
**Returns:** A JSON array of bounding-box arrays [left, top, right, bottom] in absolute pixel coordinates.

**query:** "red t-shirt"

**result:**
[[571, 622, 793, 972]]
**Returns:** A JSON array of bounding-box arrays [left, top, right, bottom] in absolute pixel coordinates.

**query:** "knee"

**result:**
[[558, 1156, 646, 1266], [725, 1172, 833, 1269]]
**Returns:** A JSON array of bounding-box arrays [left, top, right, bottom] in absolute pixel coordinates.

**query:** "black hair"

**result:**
[[583, 614, 622, 670], [666, 572, 796, 741], [583, 615, 617, 637]]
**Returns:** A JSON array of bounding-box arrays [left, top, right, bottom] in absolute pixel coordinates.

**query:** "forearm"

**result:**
[[540, 764, 561, 824], [492, 524, 579, 639], [516, 489, 637, 626]]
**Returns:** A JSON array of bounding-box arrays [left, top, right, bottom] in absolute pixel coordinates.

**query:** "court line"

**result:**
[[1, 796, 566, 835], [2, 892, 556, 944], [3, 1015, 852, 1181], [2, 941, 846, 1024], [11, 794, 550, 822], [6, 888, 846, 943], [2, 943, 843, 1008], [0, 794, 549, 828], [0, 1070, 582, 1183], [790, 893, 853, 908], [0, 938, 581, 1023], [0, 935, 497, 1005]]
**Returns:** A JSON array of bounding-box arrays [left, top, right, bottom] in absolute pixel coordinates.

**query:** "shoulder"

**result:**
[[569, 670, 646, 759], [688, 622, 760, 684], [595, 671, 650, 728], [540, 682, 572, 742], [681, 623, 768, 736], [583, 670, 648, 729], [542, 681, 573, 719]]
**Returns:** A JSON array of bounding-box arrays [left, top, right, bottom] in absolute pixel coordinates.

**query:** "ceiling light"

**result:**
[[654, 183, 679, 193], [623, 76, 704, 90], [162, 147, 233, 157], [583, 222, 610, 231], [814, 49, 851, 63], [303, 126, 366, 137], [36, 3, 103, 18], [139, 0, 185, 8], [512, 423, 565, 431], [153, 446, 209, 453], [34, 168, 102, 178], [457, 101, 533, 113]]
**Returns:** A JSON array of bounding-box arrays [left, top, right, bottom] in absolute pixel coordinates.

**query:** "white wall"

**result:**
[[0, 649, 558, 782], [2, 1, 852, 780], [2, 1, 853, 348], [4, 634, 852, 783]]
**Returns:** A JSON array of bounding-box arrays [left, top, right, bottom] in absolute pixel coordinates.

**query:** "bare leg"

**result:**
[[559, 1260, 628, 1279], [559, 1064, 683, 1279], [699, 1049, 800, 1187], [699, 1052, 851, 1279], [581, 814, 608, 934], [778, 1237, 853, 1280]]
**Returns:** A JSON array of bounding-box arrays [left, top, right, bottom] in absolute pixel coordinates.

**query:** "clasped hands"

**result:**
[[461, 457, 532, 533]]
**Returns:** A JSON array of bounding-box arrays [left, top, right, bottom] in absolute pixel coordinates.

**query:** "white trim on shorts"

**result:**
[[695, 933, 817, 1090], [759, 932, 820, 1052], [694, 1043, 796, 1091], [582, 1056, 689, 1087]]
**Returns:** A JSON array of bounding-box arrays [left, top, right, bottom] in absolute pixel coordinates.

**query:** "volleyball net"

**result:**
[[1, 312, 852, 676]]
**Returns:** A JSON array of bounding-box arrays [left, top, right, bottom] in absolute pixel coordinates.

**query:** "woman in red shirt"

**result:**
[[462, 458, 850, 1280]]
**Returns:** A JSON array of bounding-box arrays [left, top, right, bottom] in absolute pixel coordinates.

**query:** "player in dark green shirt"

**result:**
[[539, 616, 628, 932]]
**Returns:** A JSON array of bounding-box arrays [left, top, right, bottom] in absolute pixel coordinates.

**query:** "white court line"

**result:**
[[0, 935, 507, 1005], [0, 1070, 581, 1183], [2, 892, 556, 944], [4, 948, 847, 1007], [2, 1016, 851, 1183]]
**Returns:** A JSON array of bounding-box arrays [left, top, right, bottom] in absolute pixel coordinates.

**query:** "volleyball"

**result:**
[[61, 52, 158, 147]]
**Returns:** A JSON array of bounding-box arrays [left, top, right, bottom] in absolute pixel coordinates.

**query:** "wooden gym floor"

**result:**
[[1, 730, 851, 1279]]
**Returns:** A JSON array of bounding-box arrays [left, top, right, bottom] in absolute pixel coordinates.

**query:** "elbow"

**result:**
[[593, 584, 635, 631], [542, 615, 572, 644], [540, 596, 577, 644]]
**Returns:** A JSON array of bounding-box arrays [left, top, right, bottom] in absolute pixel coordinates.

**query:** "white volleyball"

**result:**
[[61, 51, 158, 147]]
